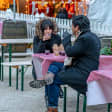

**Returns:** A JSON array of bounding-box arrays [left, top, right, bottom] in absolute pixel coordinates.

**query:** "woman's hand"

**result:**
[[52, 44, 59, 56], [59, 44, 64, 51], [43, 34, 51, 41]]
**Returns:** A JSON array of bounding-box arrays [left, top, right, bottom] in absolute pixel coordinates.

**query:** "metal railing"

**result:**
[[0, 10, 112, 39]]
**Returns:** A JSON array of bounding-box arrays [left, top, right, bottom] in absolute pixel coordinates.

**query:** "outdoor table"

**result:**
[[0, 39, 33, 86], [33, 54, 112, 106], [32, 53, 65, 80], [0, 21, 3, 38], [87, 55, 112, 105]]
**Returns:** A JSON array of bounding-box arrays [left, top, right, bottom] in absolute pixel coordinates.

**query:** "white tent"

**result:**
[[87, 0, 112, 36], [88, 0, 112, 25]]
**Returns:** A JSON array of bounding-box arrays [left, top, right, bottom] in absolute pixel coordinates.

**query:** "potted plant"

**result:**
[[100, 40, 112, 55]]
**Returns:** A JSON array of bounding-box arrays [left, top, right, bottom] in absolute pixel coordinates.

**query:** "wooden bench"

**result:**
[[2, 61, 32, 91], [0, 52, 32, 81], [4, 52, 32, 57]]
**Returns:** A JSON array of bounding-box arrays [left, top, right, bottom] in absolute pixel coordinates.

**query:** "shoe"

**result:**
[[44, 73, 54, 85], [46, 107, 58, 112], [29, 78, 53, 88], [29, 80, 46, 88]]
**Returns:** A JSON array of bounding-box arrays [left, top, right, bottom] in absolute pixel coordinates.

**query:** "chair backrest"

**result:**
[[2, 20, 28, 53], [2, 20, 27, 39]]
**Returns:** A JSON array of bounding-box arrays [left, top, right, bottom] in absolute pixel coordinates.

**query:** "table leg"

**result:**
[[9, 44, 12, 86], [21, 65, 24, 91], [1, 46, 4, 81], [0, 57, 1, 80], [107, 103, 111, 112], [76, 92, 80, 112], [83, 95, 87, 112]]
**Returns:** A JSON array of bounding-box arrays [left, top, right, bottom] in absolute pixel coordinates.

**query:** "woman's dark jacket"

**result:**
[[33, 33, 61, 53], [58, 31, 101, 94], [32, 33, 61, 80], [32, 18, 61, 80]]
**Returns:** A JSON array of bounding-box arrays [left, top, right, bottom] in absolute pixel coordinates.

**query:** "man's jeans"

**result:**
[[45, 62, 64, 107]]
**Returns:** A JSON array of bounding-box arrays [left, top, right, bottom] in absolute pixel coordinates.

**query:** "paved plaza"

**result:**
[[0, 57, 110, 112]]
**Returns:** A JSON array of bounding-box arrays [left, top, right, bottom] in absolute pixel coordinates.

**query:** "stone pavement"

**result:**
[[0, 58, 110, 112]]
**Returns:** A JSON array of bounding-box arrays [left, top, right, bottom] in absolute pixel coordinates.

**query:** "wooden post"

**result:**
[[13, 0, 16, 20], [17, 0, 26, 13], [83, 0, 87, 16], [16, 0, 19, 13], [75, 1, 79, 15]]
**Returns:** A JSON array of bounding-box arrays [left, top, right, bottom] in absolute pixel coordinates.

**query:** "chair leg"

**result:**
[[9, 44, 12, 86], [16, 67, 19, 90], [107, 103, 111, 112], [1, 46, 4, 81], [21, 65, 24, 91], [9, 66, 12, 86], [63, 87, 67, 112], [76, 92, 80, 112], [83, 95, 87, 112]]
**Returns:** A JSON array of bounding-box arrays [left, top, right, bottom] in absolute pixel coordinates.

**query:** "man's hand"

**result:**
[[62, 31, 71, 39]]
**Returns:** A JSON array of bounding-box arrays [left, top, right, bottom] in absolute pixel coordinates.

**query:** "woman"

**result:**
[[32, 18, 61, 80], [30, 18, 63, 111]]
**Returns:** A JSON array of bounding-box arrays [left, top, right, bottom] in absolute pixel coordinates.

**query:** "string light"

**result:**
[[25, 0, 29, 14]]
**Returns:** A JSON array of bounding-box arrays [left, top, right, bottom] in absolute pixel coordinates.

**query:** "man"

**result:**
[[31, 15, 101, 112]]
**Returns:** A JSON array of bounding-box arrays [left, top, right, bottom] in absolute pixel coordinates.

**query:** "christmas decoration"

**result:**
[[0, 0, 88, 17]]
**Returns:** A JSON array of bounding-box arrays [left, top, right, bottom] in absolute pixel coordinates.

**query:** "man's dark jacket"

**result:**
[[58, 31, 101, 94]]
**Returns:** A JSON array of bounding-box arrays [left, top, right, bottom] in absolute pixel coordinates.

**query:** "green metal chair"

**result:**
[[76, 92, 87, 112], [107, 103, 111, 112], [63, 86, 112, 112], [63, 86, 87, 112]]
